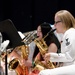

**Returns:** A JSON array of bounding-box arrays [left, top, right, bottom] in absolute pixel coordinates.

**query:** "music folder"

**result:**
[[0, 19, 24, 50]]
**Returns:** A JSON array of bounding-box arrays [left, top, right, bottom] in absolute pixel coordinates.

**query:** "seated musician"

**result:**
[[0, 19, 33, 75], [39, 10, 75, 75], [29, 22, 61, 75]]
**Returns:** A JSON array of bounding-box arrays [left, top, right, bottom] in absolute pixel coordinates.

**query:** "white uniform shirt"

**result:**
[[49, 28, 75, 66], [39, 28, 75, 75], [28, 41, 36, 61], [39, 64, 75, 75]]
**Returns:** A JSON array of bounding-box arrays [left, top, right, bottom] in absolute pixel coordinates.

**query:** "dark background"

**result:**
[[0, 0, 75, 33]]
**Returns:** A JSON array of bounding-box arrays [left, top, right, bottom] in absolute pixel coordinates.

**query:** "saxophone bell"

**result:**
[[8, 45, 29, 75], [8, 58, 28, 75]]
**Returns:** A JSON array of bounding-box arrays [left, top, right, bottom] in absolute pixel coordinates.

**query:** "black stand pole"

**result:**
[[5, 55, 8, 75]]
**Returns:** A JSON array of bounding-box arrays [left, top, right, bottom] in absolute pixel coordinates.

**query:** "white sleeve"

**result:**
[[50, 29, 75, 63], [50, 53, 73, 62], [39, 64, 75, 75], [0, 40, 10, 52], [28, 42, 36, 61]]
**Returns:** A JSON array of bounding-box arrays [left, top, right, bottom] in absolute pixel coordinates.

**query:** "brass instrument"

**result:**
[[8, 58, 28, 75], [9, 58, 23, 75], [8, 45, 29, 75], [14, 45, 29, 60], [33, 29, 56, 71], [1, 30, 37, 61], [34, 39, 55, 69], [8, 31, 37, 75], [23, 30, 37, 45]]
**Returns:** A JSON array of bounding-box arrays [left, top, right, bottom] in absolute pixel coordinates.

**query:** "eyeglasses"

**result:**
[[54, 21, 62, 24]]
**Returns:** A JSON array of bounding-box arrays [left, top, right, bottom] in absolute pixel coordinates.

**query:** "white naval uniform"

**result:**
[[38, 64, 75, 75], [39, 28, 75, 75]]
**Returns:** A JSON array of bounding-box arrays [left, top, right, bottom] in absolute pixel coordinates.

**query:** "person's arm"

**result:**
[[45, 52, 73, 62], [45, 31, 75, 63], [48, 43, 57, 53]]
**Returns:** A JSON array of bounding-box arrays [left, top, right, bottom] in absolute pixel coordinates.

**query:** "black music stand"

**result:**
[[0, 19, 25, 75]]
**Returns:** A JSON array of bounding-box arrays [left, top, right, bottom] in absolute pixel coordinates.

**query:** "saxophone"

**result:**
[[34, 39, 55, 69], [33, 29, 56, 71], [8, 45, 29, 75], [8, 31, 37, 75]]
